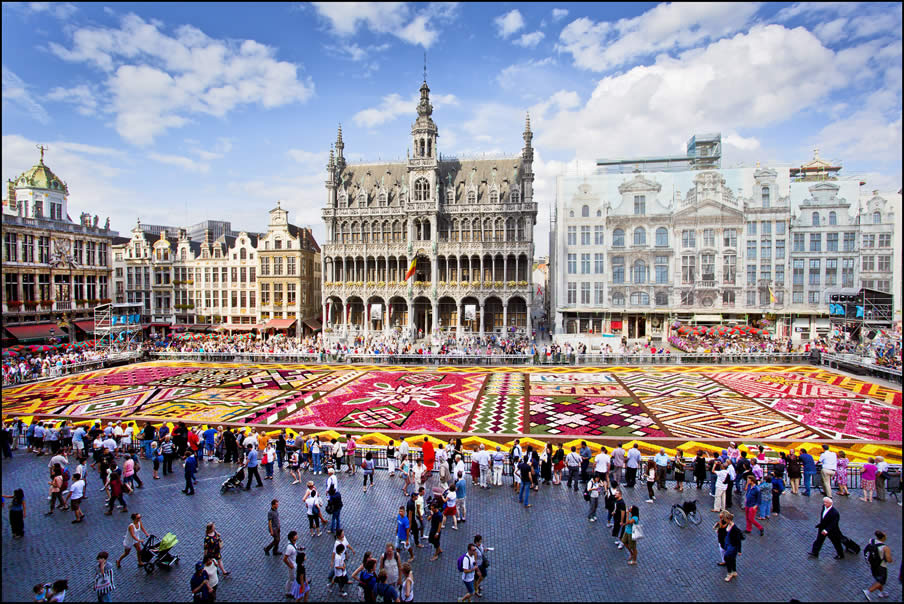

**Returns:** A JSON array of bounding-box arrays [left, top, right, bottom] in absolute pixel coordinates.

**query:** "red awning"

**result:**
[[220, 324, 261, 331], [266, 319, 297, 329], [74, 320, 95, 334], [7, 323, 59, 342], [302, 318, 322, 331]]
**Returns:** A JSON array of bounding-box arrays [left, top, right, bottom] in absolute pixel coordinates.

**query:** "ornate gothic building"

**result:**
[[321, 78, 537, 340]]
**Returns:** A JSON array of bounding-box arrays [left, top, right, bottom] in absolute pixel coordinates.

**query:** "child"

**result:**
[[770, 472, 785, 516], [757, 473, 772, 520], [330, 543, 349, 597], [291, 551, 309, 602]]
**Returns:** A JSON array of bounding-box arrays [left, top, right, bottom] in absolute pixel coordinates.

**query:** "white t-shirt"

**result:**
[[102, 438, 117, 452], [333, 550, 346, 577], [399, 441, 410, 457], [305, 495, 322, 516], [333, 536, 349, 554], [453, 460, 465, 479], [460, 553, 475, 582], [445, 490, 457, 508], [113, 426, 124, 438], [69, 480, 85, 500], [204, 562, 219, 589], [284, 543, 297, 568], [594, 453, 610, 473], [819, 451, 838, 472]]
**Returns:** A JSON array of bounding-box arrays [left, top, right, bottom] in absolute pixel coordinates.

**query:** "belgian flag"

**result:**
[[405, 257, 417, 281]]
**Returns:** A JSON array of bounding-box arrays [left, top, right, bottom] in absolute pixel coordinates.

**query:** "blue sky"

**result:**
[[2, 2, 901, 256]]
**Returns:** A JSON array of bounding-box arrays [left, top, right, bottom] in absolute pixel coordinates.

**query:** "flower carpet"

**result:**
[[2, 361, 900, 443]]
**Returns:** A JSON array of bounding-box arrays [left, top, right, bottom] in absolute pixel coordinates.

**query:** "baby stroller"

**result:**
[[221, 466, 245, 493], [141, 533, 179, 574]]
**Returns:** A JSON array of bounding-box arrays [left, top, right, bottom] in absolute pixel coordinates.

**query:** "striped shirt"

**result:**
[[94, 563, 115, 594]]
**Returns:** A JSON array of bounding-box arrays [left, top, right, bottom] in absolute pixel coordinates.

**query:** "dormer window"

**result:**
[[467, 190, 476, 204], [873, 211, 881, 224], [415, 178, 430, 202], [357, 191, 366, 206], [274, 238, 282, 250], [510, 188, 520, 204], [489, 189, 499, 204], [338, 193, 347, 208]]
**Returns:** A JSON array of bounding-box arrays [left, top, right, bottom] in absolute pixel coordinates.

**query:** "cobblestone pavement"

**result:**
[[2, 452, 901, 602]]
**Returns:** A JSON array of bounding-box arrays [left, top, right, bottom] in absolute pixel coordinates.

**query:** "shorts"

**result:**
[[396, 538, 409, 551], [308, 514, 320, 529], [74, 441, 85, 452], [70, 499, 81, 512], [205, 443, 215, 452], [443, 506, 456, 517], [873, 566, 888, 586], [479, 562, 488, 578], [463, 580, 474, 594]]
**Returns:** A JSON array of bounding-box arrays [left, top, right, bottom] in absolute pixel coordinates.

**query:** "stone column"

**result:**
[[479, 302, 485, 338], [432, 302, 439, 336], [457, 300, 464, 337], [502, 303, 508, 337], [407, 297, 414, 337]]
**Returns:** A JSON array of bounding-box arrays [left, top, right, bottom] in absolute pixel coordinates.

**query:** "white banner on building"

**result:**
[[370, 303, 383, 321], [464, 304, 477, 321]]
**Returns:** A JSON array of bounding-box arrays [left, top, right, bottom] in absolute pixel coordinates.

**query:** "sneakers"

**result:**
[[645, 499, 654, 503], [863, 589, 872, 601]]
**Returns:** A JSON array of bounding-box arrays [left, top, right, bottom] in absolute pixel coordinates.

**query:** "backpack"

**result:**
[[864, 540, 883, 569], [456, 554, 468, 573]]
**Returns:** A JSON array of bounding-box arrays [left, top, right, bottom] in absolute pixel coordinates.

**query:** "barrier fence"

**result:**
[[2, 352, 144, 387], [821, 353, 902, 383]]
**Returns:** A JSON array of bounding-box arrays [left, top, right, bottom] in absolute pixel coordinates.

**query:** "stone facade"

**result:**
[[2, 151, 117, 342], [320, 78, 537, 341]]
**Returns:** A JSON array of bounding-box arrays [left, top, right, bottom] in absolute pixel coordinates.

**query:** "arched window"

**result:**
[[357, 190, 366, 206], [613, 229, 625, 247], [415, 178, 430, 202], [495, 218, 504, 242], [633, 260, 647, 284], [489, 188, 499, 204], [467, 190, 477, 204], [506, 218, 515, 241], [612, 292, 625, 306], [240, 248, 246, 260], [569, 210, 574, 217], [633, 227, 646, 246], [581, 205, 589, 217], [811, 211, 820, 226], [655, 292, 668, 306], [338, 193, 347, 207], [829, 211, 837, 225], [451, 219, 460, 242], [378, 191, 387, 206], [596, 209, 602, 217], [510, 188, 520, 204], [630, 292, 650, 305], [655, 227, 668, 247], [761, 186, 770, 208], [873, 211, 881, 224]]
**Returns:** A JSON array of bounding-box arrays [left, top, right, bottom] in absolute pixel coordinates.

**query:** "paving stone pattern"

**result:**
[[2, 453, 901, 602]]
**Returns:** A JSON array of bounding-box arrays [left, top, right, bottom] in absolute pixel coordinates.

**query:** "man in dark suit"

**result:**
[[809, 497, 844, 559]]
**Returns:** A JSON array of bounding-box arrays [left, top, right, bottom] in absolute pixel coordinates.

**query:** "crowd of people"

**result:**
[[668, 333, 797, 355], [817, 333, 903, 371], [2, 349, 114, 386], [2, 417, 900, 601]]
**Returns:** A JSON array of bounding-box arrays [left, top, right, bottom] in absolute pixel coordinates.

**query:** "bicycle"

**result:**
[[668, 500, 701, 528]]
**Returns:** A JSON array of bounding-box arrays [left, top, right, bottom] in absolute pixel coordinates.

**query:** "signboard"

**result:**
[[370, 303, 382, 321]]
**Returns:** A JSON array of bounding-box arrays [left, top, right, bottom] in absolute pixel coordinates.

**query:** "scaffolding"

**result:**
[[95, 302, 143, 353], [828, 288, 893, 346]]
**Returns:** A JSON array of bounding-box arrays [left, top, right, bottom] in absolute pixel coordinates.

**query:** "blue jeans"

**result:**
[[758, 497, 771, 517], [313, 453, 322, 473], [518, 482, 530, 506], [803, 471, 816, 496], [710, 474, 717, 496], [265, 462, 274, 478], [276, 450, 284, 469], [143, 440, 152, 459], [97, 592, 112, 603], [330, 510, 341, 532]]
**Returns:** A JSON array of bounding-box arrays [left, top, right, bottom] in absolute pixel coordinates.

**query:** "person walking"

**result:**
[[362, 451, 376, 493], [586, 474, 603, 522], [621, 505, 640, 565], [860, 457, 878, 502], [644, 460, 657, 503], [104, 471, 128, 515], [190, 562, 212, 603], [264, 499, 281, 556], [491, 446, 506, 487], [304, 488, 324, 538], [8, 488, 26, 538], [288, 448, 301, 485], [757, 473, 772, 520], [263, 442, 276, 480], [396, 506, 413, 561], [93, 551, 116, 603], [673, 452, 685, 492], [455, 470, 468, 523], [204, 523, 230, 577], [714, 511, 729, 567], [472, 534, 489, 597], [721, 511, 743, 582], [283, 531, 300, 598], [406, 491, 422, 554], [329, 543, 350, 597], [516, 456, 534, 508], [243, 445, 263, 490], [183, 450, 197, 496], [712, 462, 729, 513], [345, 434, 357, 475], [400, 562, 414, 602], [610, 443, 625, 487], [565, 446, 582, 492], [694, 450, 707, 490], [202, 555, 220, 601], [743, 475, 764, 536], [459, 543, 478, 602], [379, 542, 403, 592], [46, 465, 68, 516], [612, 489, 627, 551], [863, 530, 893, 601], [819, 444, 838, 498], [552, 443, 565, 486], [808, 497, 845, 559], [428, 501, 444, 561], [117, 513, 148, 568], [69, 472, 86, 524]]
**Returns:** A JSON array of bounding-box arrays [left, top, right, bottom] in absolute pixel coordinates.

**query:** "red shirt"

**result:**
[[187, 431, 200, 452]]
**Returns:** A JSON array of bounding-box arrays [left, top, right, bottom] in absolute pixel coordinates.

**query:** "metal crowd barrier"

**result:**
[[2, 352, 143, 388], [822, 353, 902, 384]]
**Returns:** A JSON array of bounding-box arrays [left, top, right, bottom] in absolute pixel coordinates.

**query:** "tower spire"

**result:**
[[335, 123, 345, 171], [423, 51, 427, 82]]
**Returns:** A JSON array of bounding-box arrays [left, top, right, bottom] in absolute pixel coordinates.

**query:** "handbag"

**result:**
[[631, 522, 644, 540]]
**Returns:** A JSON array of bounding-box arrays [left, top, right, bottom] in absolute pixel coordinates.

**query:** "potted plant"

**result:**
[[88, 298, 99, 305], [39, 300, 54, 309], [6, 300, 22, 310], [24, 300, 39, 309]]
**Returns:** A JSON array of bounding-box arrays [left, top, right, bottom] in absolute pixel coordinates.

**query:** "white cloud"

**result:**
[[495, 57, 556, 90], [46, 84, 99, 116], [2, 66, 50, 124], [557, 2, 762, 72], [147, 152, 210, 174], [188, 137, 233, 161], [13, 2, 78, 20], [813, 17, 848, 43], [494, 9, 525, 39], [311, 2, 458, 49], [551, 9, 569, 22], [514, 31, 545, 48], [48, 14, 315, 145], [353, 91, 458, 128]]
